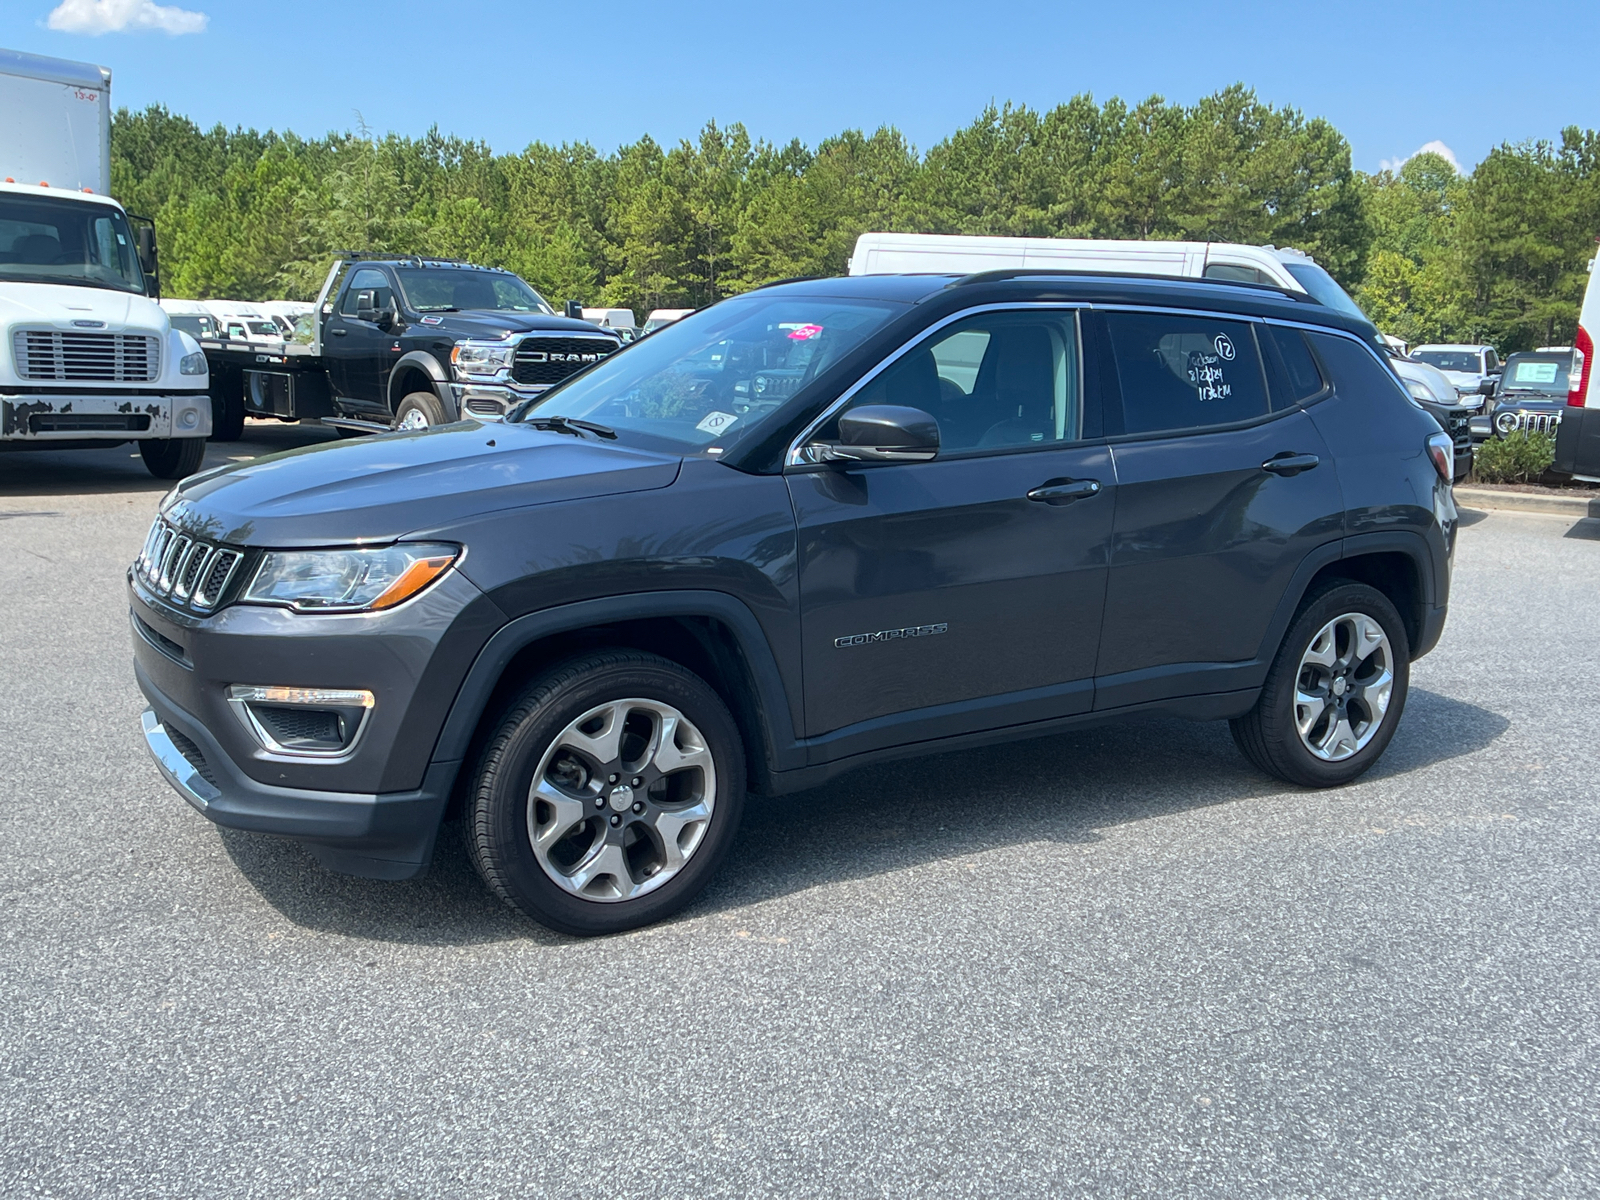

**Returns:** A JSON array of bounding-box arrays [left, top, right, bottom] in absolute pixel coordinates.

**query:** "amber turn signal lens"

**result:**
[[369, 555, 457, 610]]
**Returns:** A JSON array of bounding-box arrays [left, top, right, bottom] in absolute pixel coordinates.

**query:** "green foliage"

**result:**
[[108, 92, 1600, 335], [1472, 430, 1557, 483]]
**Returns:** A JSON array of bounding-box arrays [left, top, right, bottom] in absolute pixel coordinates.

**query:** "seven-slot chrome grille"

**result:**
[[12, 328, 161, 382], [134, 518, 244, 612]]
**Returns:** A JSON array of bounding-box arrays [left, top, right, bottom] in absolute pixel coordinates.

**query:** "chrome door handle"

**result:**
[[1262, 453, 1320, 476], [330, 328, 348, 337], [1027, 478, 1101, 505]]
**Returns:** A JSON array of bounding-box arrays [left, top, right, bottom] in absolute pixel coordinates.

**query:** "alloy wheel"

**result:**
[[526, 698, 716, 902], [397, 409, 430, 431], [1293, 612, 1395, 762]]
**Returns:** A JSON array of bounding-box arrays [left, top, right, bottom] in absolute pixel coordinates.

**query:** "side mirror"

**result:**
[[375, 304, 397, 332], [354, 289, 378, 322], [564, 300, 585, 320], [133, 220, 160, 299], [1478, 378, 1497, 396], [806, 405, 940, 464]]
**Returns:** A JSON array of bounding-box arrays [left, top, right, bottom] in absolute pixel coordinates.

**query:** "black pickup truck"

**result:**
[[199, 255, 623, 440]]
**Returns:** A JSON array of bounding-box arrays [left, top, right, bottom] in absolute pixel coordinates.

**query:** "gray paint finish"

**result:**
[[1, 440, 1597, 1196]]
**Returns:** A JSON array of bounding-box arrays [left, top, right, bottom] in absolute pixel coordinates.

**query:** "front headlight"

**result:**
[[179, 350, 208, 376], [242, 544, 460, 613], [451, 339, 517, 379], [1405, 379, 1437, 403]]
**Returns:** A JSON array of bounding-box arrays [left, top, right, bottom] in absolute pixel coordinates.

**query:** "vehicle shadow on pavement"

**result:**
[[217, 687, 1507, 946], [0, 422, 338, 499]]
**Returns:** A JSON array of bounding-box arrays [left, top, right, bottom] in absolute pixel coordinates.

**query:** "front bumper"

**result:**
[[449, 380, 550, 421], [1, 390, 212, 440], [130, 566, 506, 878], [139, 699, 456, 879]]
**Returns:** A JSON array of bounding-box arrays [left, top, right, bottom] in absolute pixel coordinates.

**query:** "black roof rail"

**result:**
[[945, 266, 1314, 302], [330, 251, 505, 271]]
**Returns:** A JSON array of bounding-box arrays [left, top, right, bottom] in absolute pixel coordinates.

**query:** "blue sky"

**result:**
[[4, 0, 1598, 173]]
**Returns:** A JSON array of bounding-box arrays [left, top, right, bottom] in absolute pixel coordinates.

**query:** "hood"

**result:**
[[418, 311, 617, 340], [166, 421, 681, 547], [1436, 369, 1482, 387], [0, 282, 166, 334]]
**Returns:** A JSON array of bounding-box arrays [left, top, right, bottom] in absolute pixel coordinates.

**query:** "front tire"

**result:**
[[140, 437, 207, 479], [467, 650, 747, 936], [1231, 582, 1410, 787], [394, 391, 447, 431]]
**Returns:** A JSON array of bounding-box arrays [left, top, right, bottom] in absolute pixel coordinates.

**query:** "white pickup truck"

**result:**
[[1, 46, 211, 478]]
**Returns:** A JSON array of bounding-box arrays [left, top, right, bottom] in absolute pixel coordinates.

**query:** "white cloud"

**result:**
[[46, 0, 208, 35], [1379, 140, 1463, 174]]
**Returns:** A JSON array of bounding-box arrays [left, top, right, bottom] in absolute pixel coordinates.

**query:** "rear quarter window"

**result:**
[[1306, 332, 1411, 404]]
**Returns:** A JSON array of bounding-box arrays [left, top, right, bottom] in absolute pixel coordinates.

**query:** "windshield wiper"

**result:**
[[524, 415, 617, 440]]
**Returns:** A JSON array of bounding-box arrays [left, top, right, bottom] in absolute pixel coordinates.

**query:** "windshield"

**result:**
[[515, 292, 904, 450], [1501, 355, 1570, 394], [0, 194, 145, 294], [1282, 261, 1373, 327], [168, 314, 214, 338], [1413, 350, 1482, 373], [395, 267, 554, 315]]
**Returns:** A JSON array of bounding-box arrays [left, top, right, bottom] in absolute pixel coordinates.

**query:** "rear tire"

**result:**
[[394, 391, 448, 431], [140, 437, 207, 479], [1231, 582, 1410, 788], [467, 650, 746, 936]]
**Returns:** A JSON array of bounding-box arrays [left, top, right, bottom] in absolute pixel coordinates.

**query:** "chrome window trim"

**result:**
[[784, 301, 1089, 467]]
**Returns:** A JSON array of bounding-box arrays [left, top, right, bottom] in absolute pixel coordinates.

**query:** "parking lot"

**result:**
[[3, 430, 1599, 1197]]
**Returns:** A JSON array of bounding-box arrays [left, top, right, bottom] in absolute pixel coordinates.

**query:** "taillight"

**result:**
[[1426, 432, 1454, 482], [1570, 325, 1593, 407]]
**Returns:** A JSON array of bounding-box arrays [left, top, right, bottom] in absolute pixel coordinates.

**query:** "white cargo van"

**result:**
[[848, 232, 1374, 326], [1, 47, 211, 478], [1552, 255, 1600, 481]]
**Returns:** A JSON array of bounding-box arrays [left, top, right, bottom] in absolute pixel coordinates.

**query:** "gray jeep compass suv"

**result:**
[[131, 271, 1457, 935]]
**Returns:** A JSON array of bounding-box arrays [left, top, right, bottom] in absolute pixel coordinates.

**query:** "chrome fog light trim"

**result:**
[[226, 685, 375, 759]]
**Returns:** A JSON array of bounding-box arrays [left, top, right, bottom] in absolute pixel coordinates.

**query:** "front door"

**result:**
[[324, 266, 397, 413], [1092, 308, 1344, 708], [788, 308, 1114, 758]]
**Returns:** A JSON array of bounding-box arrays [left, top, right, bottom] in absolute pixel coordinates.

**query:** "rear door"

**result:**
[[788, 306, 1115, 757], [1091, 307, 1344, 709]]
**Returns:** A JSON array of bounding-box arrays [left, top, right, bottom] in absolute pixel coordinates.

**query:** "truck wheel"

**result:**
[[394, 392, 447, 431], [140, 437, 208, 480], [211, 390, 245, 442], [1230, 582, 1410, 788], [467, 650, 747, 936]]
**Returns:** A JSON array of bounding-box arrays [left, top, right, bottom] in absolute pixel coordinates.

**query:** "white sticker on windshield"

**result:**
[[1514, 361, 1559, 384], [695, 411, 739, 436]]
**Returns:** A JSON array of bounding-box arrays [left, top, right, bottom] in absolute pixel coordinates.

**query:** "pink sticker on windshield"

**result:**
[[786, 323, 824, 341]]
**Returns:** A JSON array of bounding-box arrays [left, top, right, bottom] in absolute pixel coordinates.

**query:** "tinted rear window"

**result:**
[[1268, 326, 1326, 406], [1104, 312, 1269, 435]]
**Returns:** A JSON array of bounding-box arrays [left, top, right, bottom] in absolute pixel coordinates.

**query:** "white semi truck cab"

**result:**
[[0, 47, 211, 478]]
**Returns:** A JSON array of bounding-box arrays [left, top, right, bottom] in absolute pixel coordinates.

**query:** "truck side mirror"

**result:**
[[1478, 378, 1497, 396], [133, 220, 160, 299], [564, 300, 584, 319], [354, 289, 378, 322]]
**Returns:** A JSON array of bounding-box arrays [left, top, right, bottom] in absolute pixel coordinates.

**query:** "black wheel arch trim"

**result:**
[[1254, 531, 1442, 670], [388, 350, 457, 421], [428, 589, 805, 785]]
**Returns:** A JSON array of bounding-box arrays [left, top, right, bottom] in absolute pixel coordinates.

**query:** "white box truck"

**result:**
[[1, 46, 211, 478]]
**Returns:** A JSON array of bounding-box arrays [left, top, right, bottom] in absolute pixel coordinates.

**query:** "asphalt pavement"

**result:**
[[2, 429, 1598, 1197]]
